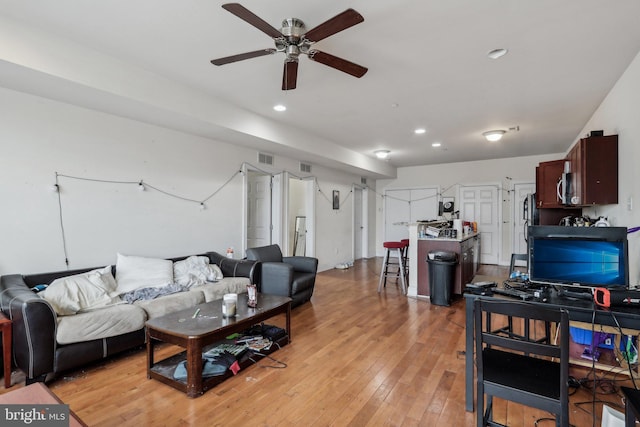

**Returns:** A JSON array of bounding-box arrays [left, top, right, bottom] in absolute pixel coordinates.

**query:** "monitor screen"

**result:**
[[528, 225, 628, 289]]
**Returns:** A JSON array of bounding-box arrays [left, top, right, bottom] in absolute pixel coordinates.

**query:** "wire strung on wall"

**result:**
[[53, 168, 243, 268], [52, 162, 380, 266], [54, 174, 70, 266], [56, 170, 243, 207], [315, 181, 353, 209]]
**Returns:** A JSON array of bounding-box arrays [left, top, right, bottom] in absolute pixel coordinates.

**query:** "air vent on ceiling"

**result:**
[[300, 162, 312, 173], [361, 177, 367, 185], [258, 152, 274, 165]]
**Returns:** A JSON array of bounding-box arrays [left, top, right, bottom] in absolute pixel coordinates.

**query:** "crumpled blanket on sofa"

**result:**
[[121, 283, 187, 303]]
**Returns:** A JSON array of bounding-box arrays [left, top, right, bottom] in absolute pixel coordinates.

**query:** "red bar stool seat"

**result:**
[[378, 241, 407, 295]]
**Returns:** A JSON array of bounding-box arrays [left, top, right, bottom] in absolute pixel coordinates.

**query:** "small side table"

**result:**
[[0, 312, 12, 388]]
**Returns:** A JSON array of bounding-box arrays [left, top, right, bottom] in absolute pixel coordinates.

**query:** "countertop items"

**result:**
[[418, 231, 479, 243]]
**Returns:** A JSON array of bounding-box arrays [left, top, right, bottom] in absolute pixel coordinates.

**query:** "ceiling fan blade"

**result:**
[[221, 3, 282, 39], [211, 48, 276, 66], [282, 60, 298, 90], [308, 50, 368, 78], [303, 9, 364, 43]]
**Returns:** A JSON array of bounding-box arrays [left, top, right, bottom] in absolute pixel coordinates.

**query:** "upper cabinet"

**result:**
[[536, 134, 618, 209], [566, 135, 618, 206], [536, 159, 565, 208]]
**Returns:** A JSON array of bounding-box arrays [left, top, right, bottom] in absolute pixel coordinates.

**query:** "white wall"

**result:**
[[376, 153, 563, 265], [575, 50, 640, 286], [314, 181, 356, 268], [0, 87, 360, 275]]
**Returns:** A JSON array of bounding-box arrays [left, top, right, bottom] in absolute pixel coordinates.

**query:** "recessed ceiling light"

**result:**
[[432, 142, 441, 148], [414, 128, 426, 135], [273, 104, 286, 112], [487, 48, 508, 60], [375, 149, 390, 159]]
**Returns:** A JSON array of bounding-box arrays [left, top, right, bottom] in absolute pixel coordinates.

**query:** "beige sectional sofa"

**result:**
[[0, 251, 258, 383]]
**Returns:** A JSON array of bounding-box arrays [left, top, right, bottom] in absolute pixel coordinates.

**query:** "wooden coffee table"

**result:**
[[146, 293, 291, 397]]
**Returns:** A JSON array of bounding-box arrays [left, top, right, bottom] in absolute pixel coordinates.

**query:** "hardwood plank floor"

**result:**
[[1, 259, 636, 426]]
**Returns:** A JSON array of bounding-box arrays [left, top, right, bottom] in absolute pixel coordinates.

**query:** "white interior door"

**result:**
[[460, 185, 500, 265], [512, 183, 535, 260], [246, 171, 271, 250]]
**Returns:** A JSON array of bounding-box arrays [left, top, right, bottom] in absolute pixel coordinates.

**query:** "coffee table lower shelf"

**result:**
[[146, 293, 292, 398], [148, 336, 289, 395]]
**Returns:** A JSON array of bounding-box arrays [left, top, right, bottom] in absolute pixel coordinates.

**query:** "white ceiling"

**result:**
[[2, 0, 640, 178]]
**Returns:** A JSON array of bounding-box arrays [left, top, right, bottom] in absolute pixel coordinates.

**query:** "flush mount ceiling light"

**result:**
[[487, 48, 508, 59], [375, 149, 390, 159], [414, 128, 426, 135], [431, 142, 442, 148], [482, 130, 506, 142], [273, 104, 287, 112]]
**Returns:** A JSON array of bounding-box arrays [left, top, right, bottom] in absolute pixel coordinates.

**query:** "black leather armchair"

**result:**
[[246, 244, 318, 307]]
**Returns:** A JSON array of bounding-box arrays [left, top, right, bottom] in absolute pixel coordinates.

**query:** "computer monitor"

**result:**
[[528, 225, 628, 289]]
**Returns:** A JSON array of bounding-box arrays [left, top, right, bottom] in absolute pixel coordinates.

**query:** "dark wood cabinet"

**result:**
[[460, 237, 476, 287], [535, 159, 565, 208], [566, 135, 618, 206], [417, 235, 480, 297]]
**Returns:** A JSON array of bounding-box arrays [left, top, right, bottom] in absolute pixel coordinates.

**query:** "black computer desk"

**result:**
[[464, 289, 640, 412]]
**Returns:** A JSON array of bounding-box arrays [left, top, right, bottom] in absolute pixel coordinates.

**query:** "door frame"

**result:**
[[352, 184, 368, 260], [242, 164, 279, 255], [282, 173, 316, 257]]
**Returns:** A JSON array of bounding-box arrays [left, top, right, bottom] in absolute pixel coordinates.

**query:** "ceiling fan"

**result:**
[[210, 3, 368, 90]]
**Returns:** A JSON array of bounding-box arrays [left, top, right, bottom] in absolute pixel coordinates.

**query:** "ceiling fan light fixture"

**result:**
[[375, 149, 390, 159], [483, 130, 506, 142]]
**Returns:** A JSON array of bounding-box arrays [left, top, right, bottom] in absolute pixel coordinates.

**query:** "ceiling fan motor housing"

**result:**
[[280, 18, 310, 58]]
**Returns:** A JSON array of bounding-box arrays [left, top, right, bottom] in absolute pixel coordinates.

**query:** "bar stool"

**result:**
[[401, 239, 410, 282], [378, 241, 407, 295]]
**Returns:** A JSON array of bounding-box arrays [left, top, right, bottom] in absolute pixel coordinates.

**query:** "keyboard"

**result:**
[[492, 287, 534, 301]]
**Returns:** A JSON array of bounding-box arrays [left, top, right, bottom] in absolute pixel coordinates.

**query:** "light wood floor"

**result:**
[[1, 260, 636, 426]]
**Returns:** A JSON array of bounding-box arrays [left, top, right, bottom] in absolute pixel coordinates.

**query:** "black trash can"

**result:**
[[427, 251, 458, 306]]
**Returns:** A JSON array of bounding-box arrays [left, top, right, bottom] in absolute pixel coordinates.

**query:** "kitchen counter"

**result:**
[[407, 224, 480, 298]]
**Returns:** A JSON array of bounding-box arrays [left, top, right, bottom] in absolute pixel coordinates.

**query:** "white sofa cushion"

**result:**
[[56, 303, 146, 345], [134, 289, 205, 319], [193, 277, 250, 302], [115, 253, 173, 294], [40, 266, 120, 316]]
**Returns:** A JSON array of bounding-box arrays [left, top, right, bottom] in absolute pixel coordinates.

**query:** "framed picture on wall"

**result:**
[[333, 190, 340, 210]]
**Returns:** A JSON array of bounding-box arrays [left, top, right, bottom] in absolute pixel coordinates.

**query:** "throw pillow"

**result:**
[[40, 268, 120, 316], [174, 256, 224, 288], [208, 264, 224, 281], [115, 253, 173, 294]]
